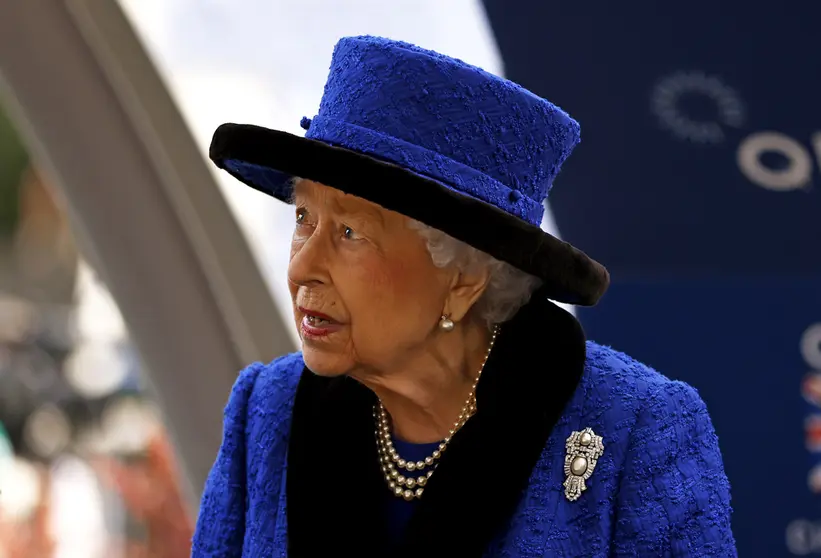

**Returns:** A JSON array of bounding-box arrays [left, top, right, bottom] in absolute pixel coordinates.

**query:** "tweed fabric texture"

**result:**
[[224, 35, 579, 226], [192, 345, 735, 557]]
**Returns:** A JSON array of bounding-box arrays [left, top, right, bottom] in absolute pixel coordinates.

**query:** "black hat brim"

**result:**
[[209, 123, 609, 306]]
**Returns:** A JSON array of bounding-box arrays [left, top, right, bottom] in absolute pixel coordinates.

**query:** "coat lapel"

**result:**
[[286, 293, 586, 557], [285, 371, 388, 557]]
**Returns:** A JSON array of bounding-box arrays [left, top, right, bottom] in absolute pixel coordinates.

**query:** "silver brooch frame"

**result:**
[[563, 427, 604, 502]]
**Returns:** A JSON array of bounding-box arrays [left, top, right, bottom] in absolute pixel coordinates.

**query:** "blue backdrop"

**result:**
[[481, 1, 821, 555]]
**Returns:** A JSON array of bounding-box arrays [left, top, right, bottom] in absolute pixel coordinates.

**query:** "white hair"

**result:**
[[407, 220, 541, 328]]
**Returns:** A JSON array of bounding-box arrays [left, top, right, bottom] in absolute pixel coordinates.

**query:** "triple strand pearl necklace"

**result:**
[[375, 325, 500, 501]]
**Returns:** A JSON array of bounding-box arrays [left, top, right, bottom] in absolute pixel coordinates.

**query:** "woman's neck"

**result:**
[[355, 320, 492, 444]]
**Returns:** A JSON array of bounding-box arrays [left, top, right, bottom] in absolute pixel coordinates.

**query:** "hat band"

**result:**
[[305, 114, 544, 226]]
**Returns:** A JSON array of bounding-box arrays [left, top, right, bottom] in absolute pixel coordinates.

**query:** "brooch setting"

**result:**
[[564, 427, 604, 502]]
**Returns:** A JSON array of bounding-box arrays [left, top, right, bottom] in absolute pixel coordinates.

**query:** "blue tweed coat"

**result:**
[[192, 297, 736, 557]]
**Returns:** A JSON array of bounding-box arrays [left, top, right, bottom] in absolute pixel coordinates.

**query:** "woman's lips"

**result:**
[[298, 307, 343, 338], [300, 315, 343, 338]]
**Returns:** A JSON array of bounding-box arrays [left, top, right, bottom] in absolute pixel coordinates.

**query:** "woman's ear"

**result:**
[[443, 265, 491, 323]]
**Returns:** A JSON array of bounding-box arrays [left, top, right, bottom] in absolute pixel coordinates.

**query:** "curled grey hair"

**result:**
[[289, 178, 541, 327], [407, 220, 541, 328]]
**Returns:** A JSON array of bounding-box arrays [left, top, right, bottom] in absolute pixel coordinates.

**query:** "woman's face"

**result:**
[[288, 180, 452, 377]]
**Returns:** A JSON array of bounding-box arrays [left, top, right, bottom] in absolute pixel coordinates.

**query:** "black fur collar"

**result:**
[[286, 292, 586, 557]]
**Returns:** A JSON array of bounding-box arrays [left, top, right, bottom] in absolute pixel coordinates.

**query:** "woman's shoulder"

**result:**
[[584, 340, 704, 408], [194, 353, 306, 555], [578, 343, 735, 554], [223, 352, 305, 428], [579, 341, 716, 447], [245, 351, 305, 398], [241, 351, 305, 410]]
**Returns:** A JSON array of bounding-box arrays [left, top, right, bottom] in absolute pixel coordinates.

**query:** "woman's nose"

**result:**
[[287, 230, 330, 287]]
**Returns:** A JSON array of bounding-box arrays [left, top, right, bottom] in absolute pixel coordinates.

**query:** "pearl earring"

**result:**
[[439, 315, 455, 332]]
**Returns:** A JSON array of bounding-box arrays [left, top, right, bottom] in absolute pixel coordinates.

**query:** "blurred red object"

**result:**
[[0, 466, 54, 558], [94, 430, 194, 558]]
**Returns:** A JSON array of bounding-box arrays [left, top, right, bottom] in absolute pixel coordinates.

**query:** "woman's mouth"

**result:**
[[306, 315, 331, 326], [299, 309, 343, 339]]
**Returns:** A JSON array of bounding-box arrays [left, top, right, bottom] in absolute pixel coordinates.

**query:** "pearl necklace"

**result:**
[[375, 326, 499, 500]]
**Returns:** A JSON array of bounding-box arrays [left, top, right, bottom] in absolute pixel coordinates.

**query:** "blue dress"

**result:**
[[191, 297, 736, 557]]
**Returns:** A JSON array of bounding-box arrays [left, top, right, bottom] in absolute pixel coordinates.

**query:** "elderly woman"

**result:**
[[192, 36, 736, 557]]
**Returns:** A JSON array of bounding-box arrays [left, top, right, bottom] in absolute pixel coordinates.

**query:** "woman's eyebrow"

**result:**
[[332, 197, 385, 227]]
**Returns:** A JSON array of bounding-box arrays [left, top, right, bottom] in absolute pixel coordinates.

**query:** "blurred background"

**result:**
[[0, 1, 818, 556]]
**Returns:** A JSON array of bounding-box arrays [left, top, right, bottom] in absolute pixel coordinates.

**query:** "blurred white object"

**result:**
[[99, 396, 159, 455], [50, 455, 109, 558], [73, 259, 127, 344], [0, 456, 41, 521], [23, 403, 72, 460], [64, 341, 129, 399]]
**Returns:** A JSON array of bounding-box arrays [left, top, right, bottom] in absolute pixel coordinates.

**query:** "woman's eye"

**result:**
[[343, 226, 359, 240], [295, 209, 307, 224]]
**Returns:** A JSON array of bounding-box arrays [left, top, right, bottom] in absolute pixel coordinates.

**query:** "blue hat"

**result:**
[[209, 36, 609, 305]]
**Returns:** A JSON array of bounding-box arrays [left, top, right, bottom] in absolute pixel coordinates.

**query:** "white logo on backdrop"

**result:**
[[650, 71, 745, 144], [651, 71, 819, 191], [803, 324, 821, 370], [738, 131, 821, 191], [787, 519, 821, 555]]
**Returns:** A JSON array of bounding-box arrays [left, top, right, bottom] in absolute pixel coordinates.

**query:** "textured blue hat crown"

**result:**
[[300, 36, 581, 227]]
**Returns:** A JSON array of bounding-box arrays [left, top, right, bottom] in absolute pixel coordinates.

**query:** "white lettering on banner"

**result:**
[[787, 520, 821, 555], [651, 71, 745, 144], [651, 71, 819, 191], [737, 132, 821, 191], [803, 324, 821, 370]]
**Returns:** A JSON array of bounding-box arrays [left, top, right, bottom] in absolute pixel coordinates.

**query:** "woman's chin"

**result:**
[[301, 348, 351, 377]]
